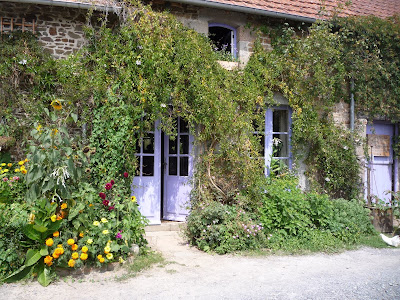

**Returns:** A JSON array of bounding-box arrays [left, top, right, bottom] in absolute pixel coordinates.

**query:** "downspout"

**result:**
[[350, 78, 355, 131], [3, 0, 122, 12], [169, 0, 316, 23]]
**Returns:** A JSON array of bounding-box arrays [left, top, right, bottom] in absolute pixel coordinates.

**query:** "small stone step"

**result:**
[[145, 221, 186, 232]]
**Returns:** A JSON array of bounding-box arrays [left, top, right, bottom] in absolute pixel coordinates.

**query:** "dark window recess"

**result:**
[[180, 157, 189, 176], [273, 110, 289, 132], [180, 135, 189, 154], [209, 26, 232, 53], [169, 157, 178, 176], [143, 133, 154, 154], [169, 138, 177, 154], [142, 156, 154, 176], [136, 139, 142, 154], [273, 133, 289, 157], [180, 118, 189, 133]]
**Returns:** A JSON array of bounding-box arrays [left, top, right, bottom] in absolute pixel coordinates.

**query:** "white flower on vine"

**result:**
[[18, 59, 27, 65], [51, 166, 70, 188], [272, 137, 281, 147], [136, 60, 141, 65], [325, 177, 330, 182], [160, 103, 167, 108]]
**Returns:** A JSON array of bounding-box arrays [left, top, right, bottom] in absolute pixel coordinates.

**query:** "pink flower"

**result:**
[[123, 172, 128, 178], [99, 192, 106, 199], [110, 180, 115, 185], [102, 199, 109, 206], [105, 183, 112, 190], [108, 205, 115, 211], [2, 178, 8, 182], [116, 231, 122, 239]]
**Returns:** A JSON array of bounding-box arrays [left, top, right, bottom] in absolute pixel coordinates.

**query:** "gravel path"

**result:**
[[1, 231, 400, 300]]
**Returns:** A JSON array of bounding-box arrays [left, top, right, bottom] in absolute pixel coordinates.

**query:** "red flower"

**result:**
[[110, 180, 115, 185], [102, 200, 109, 206], [99, 192, 106, 200], [105, 183, 112, 190], [123, 172, 128, 178], [108, 205, 115, 211]]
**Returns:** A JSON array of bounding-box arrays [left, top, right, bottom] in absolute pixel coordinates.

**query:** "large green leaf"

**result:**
[[37, 261, 53, 287], [3, 264, 33, 283], [33, 224, 48, 233], [25, 249, 42, 266], [46, 219, 62, 233], [39, 245, 49, 256], [68, 202, 85, 221], [23, 224, 41, 241]]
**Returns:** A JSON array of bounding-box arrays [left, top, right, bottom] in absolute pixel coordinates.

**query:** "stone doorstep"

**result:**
[[145, 221, 186, 232]]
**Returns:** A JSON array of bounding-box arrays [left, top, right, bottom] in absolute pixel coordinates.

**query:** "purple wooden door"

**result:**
[[366, 122, 394, 204], [163, 118, 193, 221], [132, 122, 161, 225]]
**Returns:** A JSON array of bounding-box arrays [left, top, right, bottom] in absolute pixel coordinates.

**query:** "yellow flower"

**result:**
[[119, 257, 125, 264], [102, 230, 109, 235], [44, 255, 53, 266], [45, 238, 54, 247], [71, 244, 78, 251], [71, 252, 79, 260], [3, 169, 8, 173], [93, 221, 100, 226], [87, 239, 93, 244], [28, 213, 35, 224], [100, 257, 105, 263], [97, 254, 103, 260], [14, 169, 20, 173], [7, 163, 12, 167], [81, 246, 88, 253], [106, 253, 113, 260], [51, 128, 58, 136], [50, 215, 57, 222], [36, 124, 42, 132], [61, 203, 68, 210], [131, 195, 137, 203], [21, 169, 27, 174], [24, 158, 29, 163], [0, 163, 5, 167], [51, 99, 62, 110], [52, 252, 59, 259], [104, 246, 111, 254], [20, 165, 26, 171], [57, 244, 63, 248], [53, 231, 59, 237], [54, 247, 64, 255], [67, 239, 75, 245], [18, 161, 24, 166], [80, 253, 88, 260], [68, 259, 75, 267], [101, 218, 108, 223], [79, 232, 84, 238]]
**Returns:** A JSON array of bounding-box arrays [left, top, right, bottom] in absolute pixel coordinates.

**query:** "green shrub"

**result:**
[[185, 201, 266, 254]]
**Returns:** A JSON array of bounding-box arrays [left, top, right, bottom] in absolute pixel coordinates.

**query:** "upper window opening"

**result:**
[[0, 17, 36, 34], [208, 23, 237, 59]]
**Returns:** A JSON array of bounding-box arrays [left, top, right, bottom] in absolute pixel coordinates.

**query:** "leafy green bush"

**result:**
[[185, 201, 266, 254]]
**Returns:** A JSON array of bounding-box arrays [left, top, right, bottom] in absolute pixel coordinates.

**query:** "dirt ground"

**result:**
[[1, 230, 400, 300]]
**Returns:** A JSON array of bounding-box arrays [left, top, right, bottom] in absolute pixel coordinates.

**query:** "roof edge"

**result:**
[[169, 0, 316, 23], [2, 0, 121, 12]]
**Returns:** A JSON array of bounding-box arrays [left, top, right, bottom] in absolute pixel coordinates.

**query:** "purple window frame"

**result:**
[[208, 23, 237, 58]]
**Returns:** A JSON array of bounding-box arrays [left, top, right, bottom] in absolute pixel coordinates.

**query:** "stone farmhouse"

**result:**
[[1, 0, 399, 224]]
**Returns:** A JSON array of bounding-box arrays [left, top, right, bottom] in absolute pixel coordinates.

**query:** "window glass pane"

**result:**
[[180, 157, 189, 176], [180, 135, 189, 154], [169, 157, 177, 175], [142, 156, 154, 176], [273, 134, 289, 157], [143, 133, 154, 154], [180, 118, 189, 133], [169, 138, 177, 154], [273, 110, 288, 132]]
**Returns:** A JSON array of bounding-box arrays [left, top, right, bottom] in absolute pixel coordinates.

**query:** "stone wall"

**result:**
[[0, 2, 87, 59]]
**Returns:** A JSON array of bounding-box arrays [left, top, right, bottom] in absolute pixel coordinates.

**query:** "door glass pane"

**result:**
[[142, 156, 154, 176], [169, 157, 178, 175], [169, 138, 177, 154], [273, 134, 288, 157], [179, 135, 189, 154], [273, 110, 288, 132], [180, 157, 189, 176], [180, 118, 189, 133], [143, 133, 154, 154]]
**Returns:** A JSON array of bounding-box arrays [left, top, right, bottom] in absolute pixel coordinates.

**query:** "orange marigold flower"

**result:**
[[71, 244, 78, 251], [56, 215, 63, 220], [51, 99, 62, 110], [80, 253, 88, 261], [81, 246, 88, 253], [52, 252, 59, 259], [79, 232, 84, 238], [44, 255, 53, 266], [57, 244, 63, 248], [53, 231, 59, 237], [61, 203, 68, 210], [99, 257, 105, 263], [67, 239, 75, 245], [45, 238, 54, 247], [71, 252, 79, 260], [21, 169, 27, 175], [68, 259, 75, 268]]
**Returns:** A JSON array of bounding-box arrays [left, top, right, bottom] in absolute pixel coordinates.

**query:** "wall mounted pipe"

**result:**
[[350, 78, 355, 131]]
